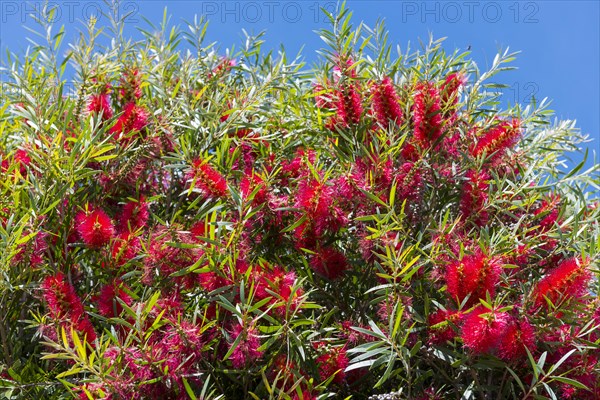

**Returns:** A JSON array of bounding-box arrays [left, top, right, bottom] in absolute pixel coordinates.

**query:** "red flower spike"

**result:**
[[2, 149, 31, 176], [295, 178, 346, 237], [118, 197, 149, 233], [310, 247, 348, 280], [459, 169, 491, 226], [229, 322, 263, 369], [240, 173, 268, 205], [441, 72, 467, 106], [187, 158, 228, 199], [428, 309, 462, 345], [95, 280, 133, 318], [109, 102, 149, 141], [118, 68, 143, 101], [316, 345, 349, 384], [534, 257, 591, 308], [460, 306, 510, 354], [110, 232, 140, 266], [412, 81, 443, 147], [497, 317, 536, 362], [371, 76, 403, 128], [445, 249, 502, 307], [87, 93, 113, 120], [75, 206, 115, 248], [470, 119, 521, 162], [41, 272, 85, 320], [313, 82, 332, 108]]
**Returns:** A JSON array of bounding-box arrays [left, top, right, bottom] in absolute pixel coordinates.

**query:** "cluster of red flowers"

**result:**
[[6, 46, 592, 400], [41, 272, 96, 342], [75, 205, 115, 248], [186, 158, 229, 198]]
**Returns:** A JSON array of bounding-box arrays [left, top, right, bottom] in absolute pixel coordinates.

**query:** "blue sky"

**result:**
[[1, 0, 599, 175]]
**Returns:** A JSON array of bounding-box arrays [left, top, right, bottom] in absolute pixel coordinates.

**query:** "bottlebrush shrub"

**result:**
[[0, 4, 599, 400]]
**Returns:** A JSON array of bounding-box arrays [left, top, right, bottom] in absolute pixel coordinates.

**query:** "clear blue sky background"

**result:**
[[1, 0, 598, 176]]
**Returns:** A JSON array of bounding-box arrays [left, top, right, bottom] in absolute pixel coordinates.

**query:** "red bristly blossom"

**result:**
[[470, 119, 521, 162], [315, 344, 349, 384], [428, 309, 462, 345], [534, 257, 591, 308], [460, 306, 510, 354], [187, 158, 228, 199], [310, 247, 348, 279], [41, 272, 85, 320], [75, 206, 115, 248], [87, 93, 113, 120], [440, 72, 466, 106], [229, 322, 263, 369], [445, 249, 502, 307], [459, 169, 491, 226], [109, 102, 149, 141], [118, 197, 149, 233], [412, 81, 443, 147], [371, 76, 403, 128], [95, 281, 133, 318], [497, 316, 536, 362]]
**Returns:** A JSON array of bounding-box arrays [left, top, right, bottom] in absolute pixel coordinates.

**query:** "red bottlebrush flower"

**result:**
[[333, 84, 363, 127], [109, 102, 149, 140], [260, 266, 303, 316], [460, 306, 510, 354], [316, 345, 349, 384], [440, 72, 466, 106], [73, 317, 97, 342], [269, 354, 304, 392], [497, 317, 536, 362], [295, 178, 346, 236], [377, 293, 412, 321], [338, 320, 365, 345], [470, 119, 521, 162], [445, 249, 502, 307], [110, 232, 140, 265], [75, 206, 115, 248], [310, 247, 348, 279], [186, 158, 228, 199], [14, 149, 31, 170], [412, 81, 443, 147], [534, 257, 591, 308], [401, 140, 420, 162], [87, 93, 113, 120], [229, 322, 263, 369], [118, 197, 149, 233], [281, 148, 316, 179], [154, 321, 206, 392], [198, 270, 229, 292], [428, 309, 462, 345], [240, 173, 268, 205], [41, 272, 85, 320], [95, 281, 132, 318], [190, 220, 207, 239], [328, 57, 363, 129], [371, 76, 403, 128], [333, 56, 358, 81], [459, 169, 491, 226]]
